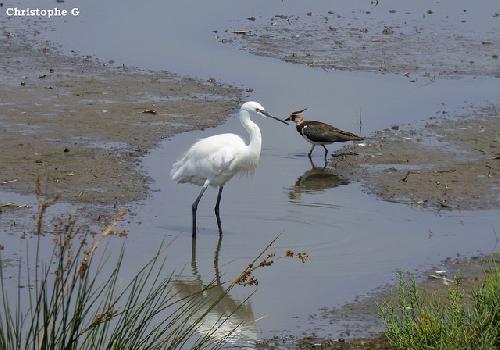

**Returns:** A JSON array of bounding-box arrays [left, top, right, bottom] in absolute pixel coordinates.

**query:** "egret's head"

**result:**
[[240, 101, 289, 125], [284, 108, 307, 124], [241, 101, 265, 114]]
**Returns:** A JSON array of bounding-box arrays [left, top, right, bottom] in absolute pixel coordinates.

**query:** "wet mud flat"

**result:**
[[256, 253, 500, 350], [0, 20, 241, 207], [333, 106, 499, 210], [222, 5, 500, 78]]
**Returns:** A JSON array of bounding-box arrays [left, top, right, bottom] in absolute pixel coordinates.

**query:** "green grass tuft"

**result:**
[[379, 263, 500, 350]]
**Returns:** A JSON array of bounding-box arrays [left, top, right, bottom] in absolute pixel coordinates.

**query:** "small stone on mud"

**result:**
[[63, 148, 70, 153], [427, 10, 433, 15], [232, 30, 250, 35], [306, 12, 312, 16], [389, 9, 396, 13], [382, 26, 394, 35], [247, 16, 256, 21], [20, 81, 26, 86]]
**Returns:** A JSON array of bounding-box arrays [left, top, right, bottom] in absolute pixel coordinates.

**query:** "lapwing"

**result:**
[[284, 108, 364, 160]]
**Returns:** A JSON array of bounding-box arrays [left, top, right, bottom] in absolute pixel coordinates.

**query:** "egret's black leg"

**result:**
[[308, 145, 315, 158], [191, 235, 197, 274], [214, 186, 224, 235], [214, 233, 222, 285], [192, 183, 208, 238]]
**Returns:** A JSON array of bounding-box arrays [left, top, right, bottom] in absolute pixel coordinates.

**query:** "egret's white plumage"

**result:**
[[171, 133, 258, 187], [171, 101, 286, 236]]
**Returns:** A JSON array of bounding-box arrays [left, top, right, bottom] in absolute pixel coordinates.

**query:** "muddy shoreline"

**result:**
[[222, 7, 500, 78], [0, 20, 242, 206], [332, 107, 499, 210]]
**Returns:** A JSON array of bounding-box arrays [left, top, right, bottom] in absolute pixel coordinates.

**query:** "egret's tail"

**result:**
[[170, 159, 184, 183]]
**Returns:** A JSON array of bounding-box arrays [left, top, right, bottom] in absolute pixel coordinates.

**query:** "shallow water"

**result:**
[[6, 0, 500, 345]]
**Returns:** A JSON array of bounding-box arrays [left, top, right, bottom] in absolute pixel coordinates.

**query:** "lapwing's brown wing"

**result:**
[[301, 121, 363, 143]]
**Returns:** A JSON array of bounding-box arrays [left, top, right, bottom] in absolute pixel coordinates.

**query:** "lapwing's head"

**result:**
[[284, 108, 307, 124], [240, 101, 289, 125]]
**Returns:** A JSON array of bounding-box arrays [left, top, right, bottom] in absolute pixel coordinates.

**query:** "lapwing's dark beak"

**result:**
[[259, 110, 289, 125], [284, 116, 291, 122]]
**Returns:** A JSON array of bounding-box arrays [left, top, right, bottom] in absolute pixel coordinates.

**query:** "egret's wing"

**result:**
[[171, 133, 246, 184], [207, 148, 237, 175]]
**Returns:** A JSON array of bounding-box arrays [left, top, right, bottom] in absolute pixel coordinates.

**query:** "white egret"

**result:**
[[171, 101, 287, 237]]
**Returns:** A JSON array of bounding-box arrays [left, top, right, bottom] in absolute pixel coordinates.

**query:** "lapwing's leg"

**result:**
[[308, 156, 317, 169], [322, 145, 329, 161], [192, 180, 209, 238], [308, 145, 315, 158], [214, 186, 224, 235]]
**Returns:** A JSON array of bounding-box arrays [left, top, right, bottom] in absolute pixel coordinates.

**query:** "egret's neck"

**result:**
[[239, 110, 262, 155]]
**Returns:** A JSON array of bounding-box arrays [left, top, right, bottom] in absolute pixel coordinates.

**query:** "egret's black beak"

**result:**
[[258, 110, 289, 125]]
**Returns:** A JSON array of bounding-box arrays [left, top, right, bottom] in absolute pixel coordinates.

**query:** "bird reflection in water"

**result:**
[[171, 236, 257, 347], [289, 158, 349, 202]]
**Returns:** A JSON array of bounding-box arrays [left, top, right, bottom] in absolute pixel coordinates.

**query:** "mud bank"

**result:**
[[222, 5, 500, 78], [332, 107, 499, 210], [0, 21, 241, 205]]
